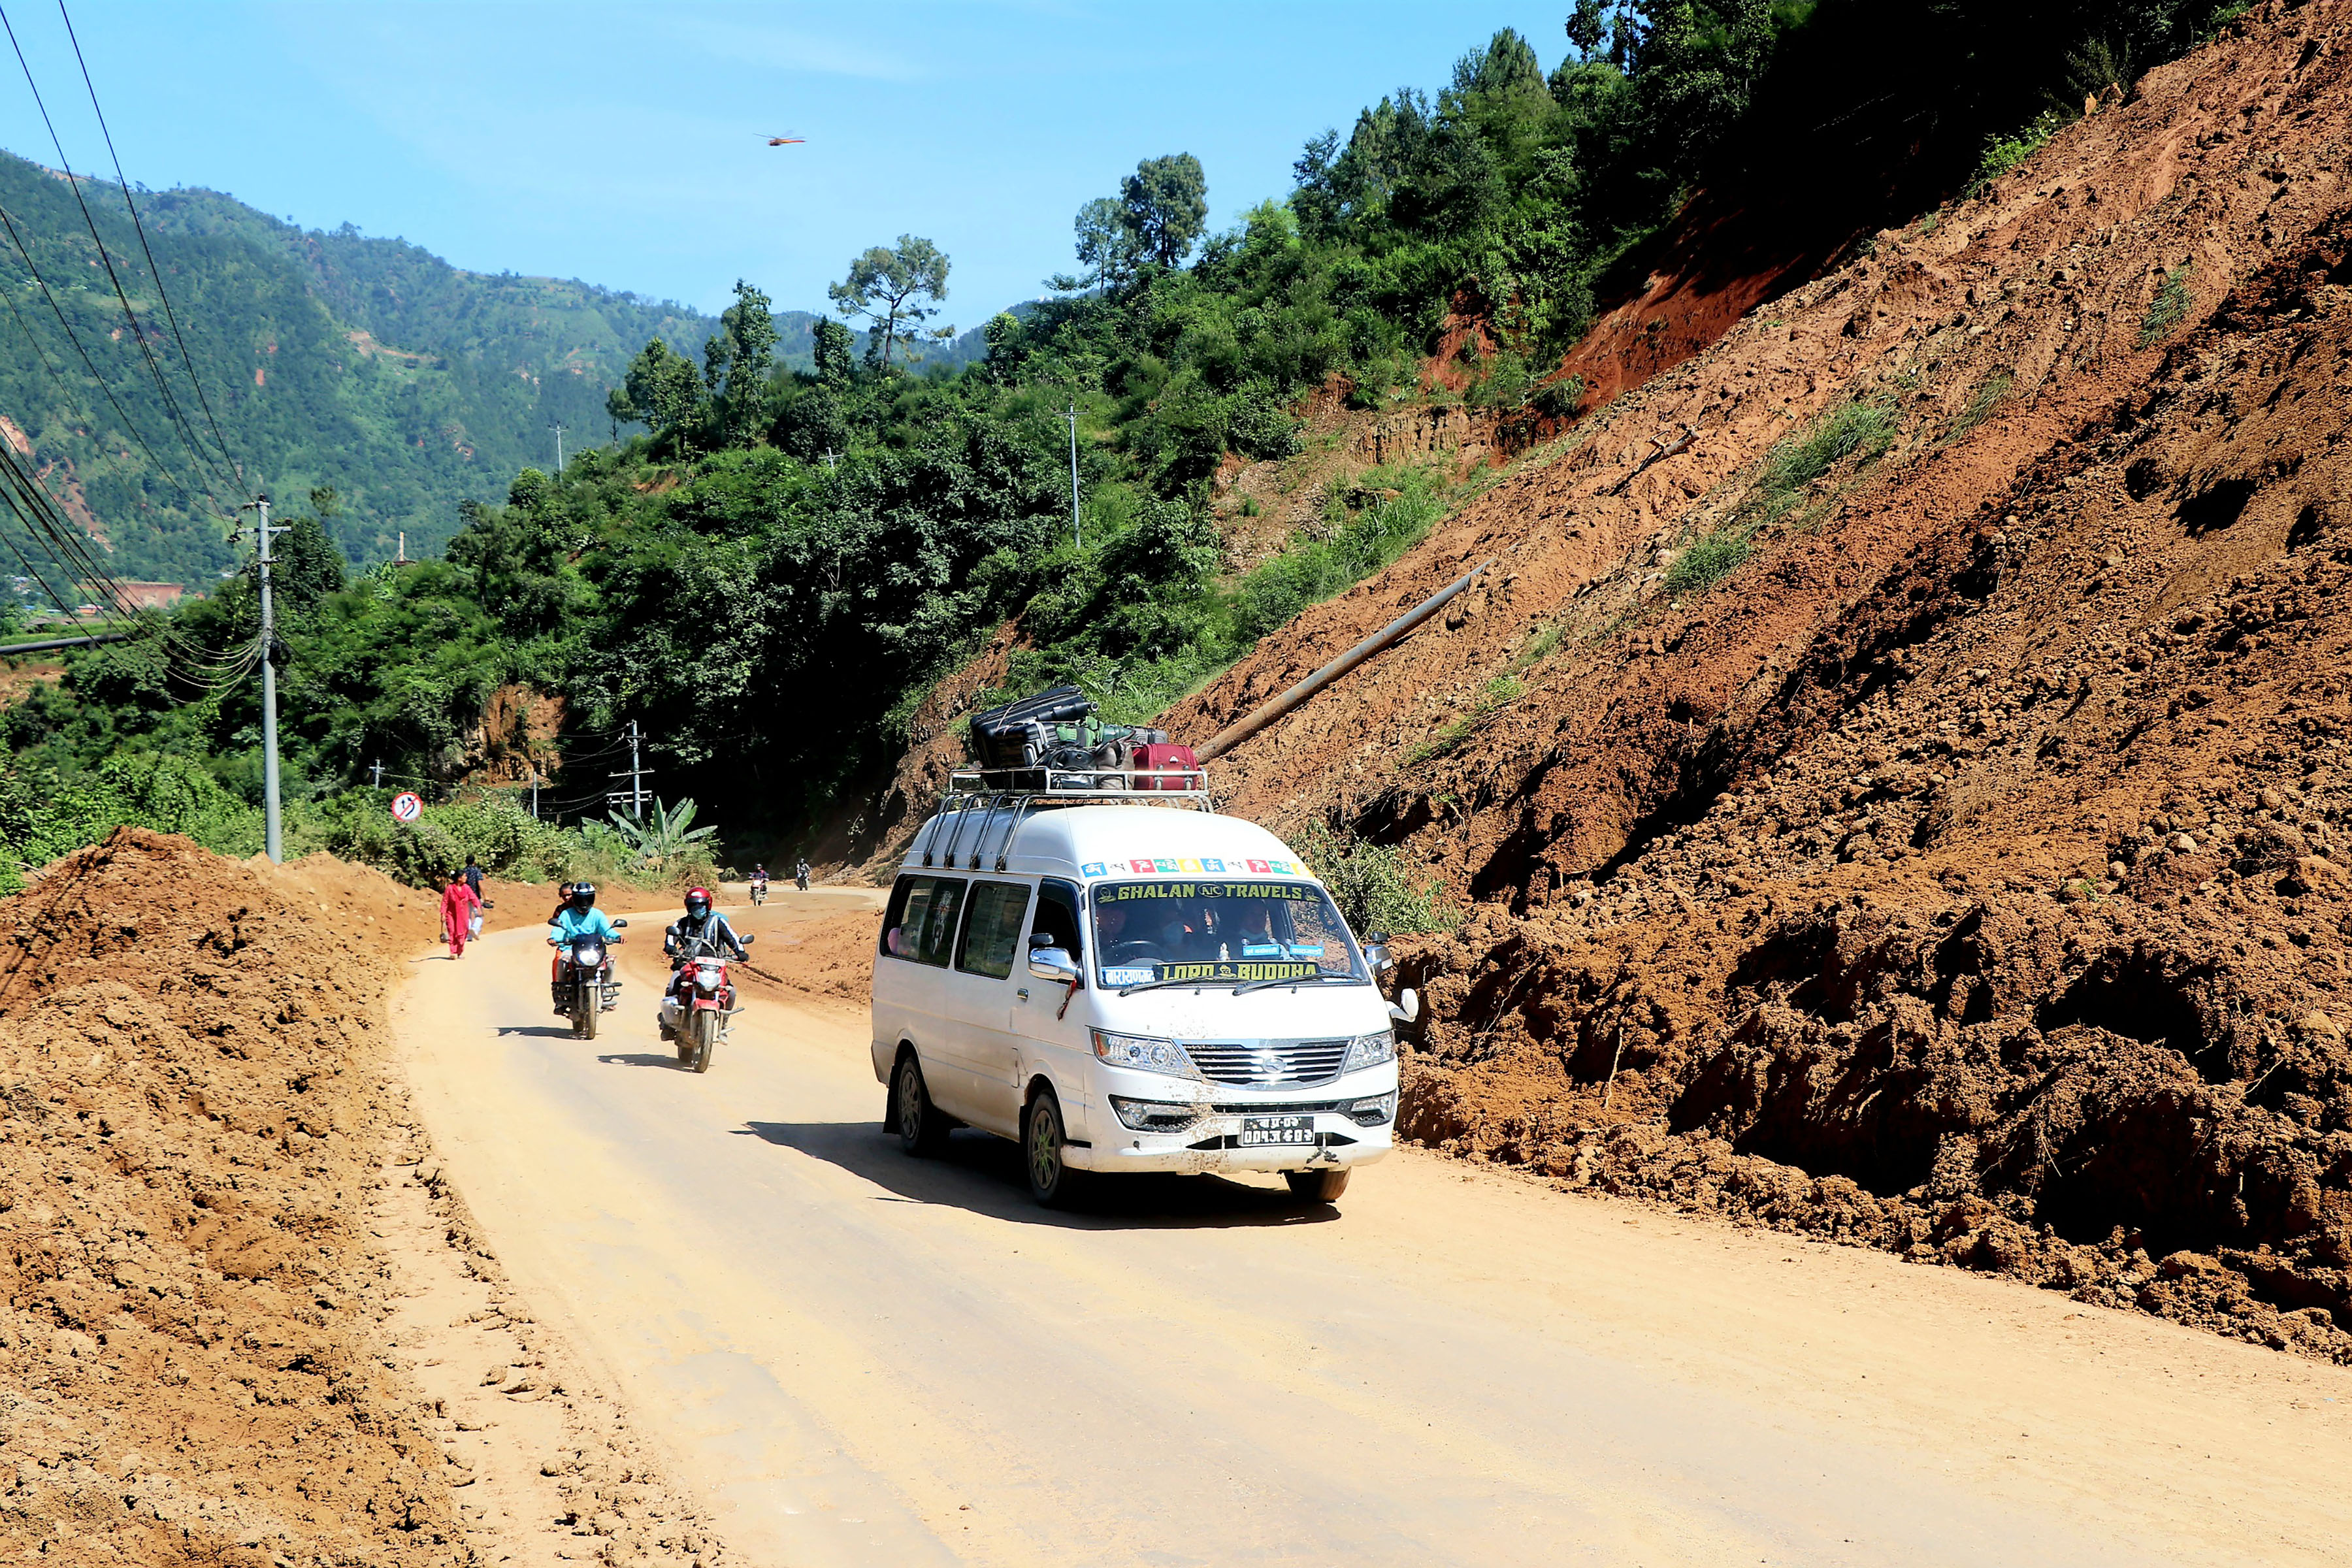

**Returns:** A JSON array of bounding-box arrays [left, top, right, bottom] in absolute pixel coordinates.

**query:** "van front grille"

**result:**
[[1186, 1038, 1350, 1087]]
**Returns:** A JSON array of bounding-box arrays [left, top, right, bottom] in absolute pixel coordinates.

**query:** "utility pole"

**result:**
[[549, 419, 567, 476], [529, 768, 540, 821], [612, 719, 649, 821], [239, 495, 287, 862], [369, 760, 384, 790], [1066, 402, 1082, 549]]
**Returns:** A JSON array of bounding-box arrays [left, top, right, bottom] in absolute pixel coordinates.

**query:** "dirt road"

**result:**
[[395, 900, 2352, 1568]]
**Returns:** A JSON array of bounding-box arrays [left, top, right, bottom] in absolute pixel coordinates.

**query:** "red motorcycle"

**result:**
[[657, 931, 754, 1073]]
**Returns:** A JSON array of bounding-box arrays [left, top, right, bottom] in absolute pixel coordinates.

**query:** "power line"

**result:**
[[54, 0, 241, 484], [0, 3, 239, 508]]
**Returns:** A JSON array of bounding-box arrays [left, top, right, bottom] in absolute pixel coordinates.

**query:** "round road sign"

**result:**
[[391, 791, 423, 824]]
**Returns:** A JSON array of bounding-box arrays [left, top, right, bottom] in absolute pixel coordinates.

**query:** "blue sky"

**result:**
[[0, 1, 1574, 325]]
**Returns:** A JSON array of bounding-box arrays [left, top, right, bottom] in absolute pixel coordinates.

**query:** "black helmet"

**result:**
[[568, 881, 597, 911], [684, 887, 712, 919]]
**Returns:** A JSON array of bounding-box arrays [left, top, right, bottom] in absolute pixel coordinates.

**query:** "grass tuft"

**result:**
[[2138, 265, 2194, 349]]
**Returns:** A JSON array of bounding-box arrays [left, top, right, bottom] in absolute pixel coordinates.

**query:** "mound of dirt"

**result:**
[[1145, 5, 2352, 1357], [0, 830, 719, 1565], [738, 906, 881, 1008]]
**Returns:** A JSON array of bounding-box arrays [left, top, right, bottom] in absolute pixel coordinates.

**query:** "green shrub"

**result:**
[[1290, 821, 1460, 937], [1965, 109, 2068, 199], [1661, 531, 1756, 597], [2138, 265, 2193, 349], [0, 754, 264, 892]]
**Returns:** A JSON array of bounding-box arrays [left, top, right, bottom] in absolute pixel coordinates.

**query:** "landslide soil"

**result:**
[[1143, 3, 2352, 1360], [0, 831, 719, 1566]]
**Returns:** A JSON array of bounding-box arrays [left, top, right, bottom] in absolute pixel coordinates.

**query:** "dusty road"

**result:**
[[396, 900, 2352, 1568]]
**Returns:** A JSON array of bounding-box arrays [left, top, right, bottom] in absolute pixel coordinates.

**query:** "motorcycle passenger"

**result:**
[[547, 881, 624, 1012], [664, 887, 748, 1009]]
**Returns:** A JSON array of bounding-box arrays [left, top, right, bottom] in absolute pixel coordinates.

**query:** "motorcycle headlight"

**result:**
[[1108, 1094, 1205, 1133], [694, 969, 723, 992], [1341, 1030, 1396, 1073], [575, 943, 604, 966], [1090, 1030, 1202, 1079]]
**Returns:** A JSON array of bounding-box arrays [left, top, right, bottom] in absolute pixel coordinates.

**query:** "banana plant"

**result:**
[[606, 795, 717, 870]]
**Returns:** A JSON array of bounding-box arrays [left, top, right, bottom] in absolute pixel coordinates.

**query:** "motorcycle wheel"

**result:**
[[573, 987, 597, 1041], [689, 1009, 717, 1074]]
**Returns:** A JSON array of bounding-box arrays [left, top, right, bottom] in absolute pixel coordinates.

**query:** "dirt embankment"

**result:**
[[0, 830, 719, 1565], [1147, 5, 2352, 1356]]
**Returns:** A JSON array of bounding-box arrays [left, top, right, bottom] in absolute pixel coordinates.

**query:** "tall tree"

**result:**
[[826, 236, 951, 372], [606, 336, 709, 444], [704, 280, 780, 446], [274, 487, 348, 616], [1072, 196, 1139, 290], [1119, 154, 1209, 268], [811, 318, 855, 389]]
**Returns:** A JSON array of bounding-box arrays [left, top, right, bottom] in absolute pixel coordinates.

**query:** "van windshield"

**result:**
[[1090, 880, 1365, 989]]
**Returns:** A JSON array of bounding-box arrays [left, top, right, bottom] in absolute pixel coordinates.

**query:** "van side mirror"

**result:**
[[1389, 987, 1420, 1024], [1028, 947, 1081, 985], [1362, 942, 1395, 973]]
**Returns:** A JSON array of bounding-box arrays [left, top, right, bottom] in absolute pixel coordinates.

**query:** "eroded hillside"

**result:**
[[1156, 2, 2352, 1354]]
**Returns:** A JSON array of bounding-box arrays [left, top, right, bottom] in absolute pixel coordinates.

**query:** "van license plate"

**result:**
[[1239, 1115, 1315, 1147]]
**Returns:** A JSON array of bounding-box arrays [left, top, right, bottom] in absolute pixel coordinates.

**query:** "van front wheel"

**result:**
[[1284, 1168, 1350, 1203], [1024, 1091, 1083, 1208]]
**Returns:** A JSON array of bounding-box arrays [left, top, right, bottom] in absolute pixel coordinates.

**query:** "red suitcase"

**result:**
[[1132, 742, 1199, 791]]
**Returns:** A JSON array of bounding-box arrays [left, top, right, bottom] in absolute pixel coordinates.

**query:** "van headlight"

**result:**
[[1341, 1030, 1396, 1073], [1090, 1030, 1203, 1079], [1345, 1092, 1397, 1126], [1108, 1095, 1205, 1133]]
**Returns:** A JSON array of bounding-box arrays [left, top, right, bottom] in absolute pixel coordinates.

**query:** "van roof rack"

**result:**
[[921, 767, 1213, 872]]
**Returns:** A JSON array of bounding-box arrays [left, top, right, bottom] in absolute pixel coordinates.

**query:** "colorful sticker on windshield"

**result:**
[[1103, 965, 1154, 985], [1143, 960, 1319, 982], [1080, 861, 1107, 877], [1241, 942, 1326, 958], [1109, 858, 1306, 878]]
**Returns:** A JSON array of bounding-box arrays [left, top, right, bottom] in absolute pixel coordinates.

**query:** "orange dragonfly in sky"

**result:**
[[763, 133, 807, 146]]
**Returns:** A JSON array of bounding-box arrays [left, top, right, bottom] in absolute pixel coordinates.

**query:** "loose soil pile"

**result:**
[[0, 830, 717, 1564], [1146, 3, 2352, 1358]]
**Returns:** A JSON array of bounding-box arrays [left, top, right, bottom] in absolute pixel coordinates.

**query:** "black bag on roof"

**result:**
[[968, 685, 1097, 770]]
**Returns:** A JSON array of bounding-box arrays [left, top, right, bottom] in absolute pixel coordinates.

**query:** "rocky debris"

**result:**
[[0, 830, 723, 1564], [1171, 4, 2352, 1358]]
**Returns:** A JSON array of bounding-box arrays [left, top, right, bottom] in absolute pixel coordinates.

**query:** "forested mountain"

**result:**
[[0, 149, 721, 583]]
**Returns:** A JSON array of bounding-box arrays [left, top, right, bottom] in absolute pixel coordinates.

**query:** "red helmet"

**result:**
[[684, 887, 713, 919]]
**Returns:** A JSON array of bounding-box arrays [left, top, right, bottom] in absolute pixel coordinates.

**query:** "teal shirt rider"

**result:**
[[548, 906, 622, 944]]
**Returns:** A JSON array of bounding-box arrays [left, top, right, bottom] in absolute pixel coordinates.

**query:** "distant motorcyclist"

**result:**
[[749, 864, 769, 906], [664, 886, 748, 1005], [547, 881, 623, 1011], [794, 856, 811, 892]]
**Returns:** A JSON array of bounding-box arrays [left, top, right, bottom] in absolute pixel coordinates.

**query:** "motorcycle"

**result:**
[[658, 931, 755, 1073], [794, 866, 811, 893], [750, 878, 768, 906], [551, 920, 628, 1040]]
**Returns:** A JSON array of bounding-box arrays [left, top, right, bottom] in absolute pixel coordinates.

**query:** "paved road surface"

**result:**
[[395, 898, 2352, 1567]]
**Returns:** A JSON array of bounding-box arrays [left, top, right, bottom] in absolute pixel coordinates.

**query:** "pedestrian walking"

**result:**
[[462, 857, 487, 942], [440, 868, 482, 958]]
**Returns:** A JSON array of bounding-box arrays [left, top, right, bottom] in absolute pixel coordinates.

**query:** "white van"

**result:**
[[869, 792, 1409, 1206]]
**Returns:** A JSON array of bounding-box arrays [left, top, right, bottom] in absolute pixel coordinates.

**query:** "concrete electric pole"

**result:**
[[1067, 403, 1081, 549], [239, 494, 287, 862], [549, 419, 567, 476]]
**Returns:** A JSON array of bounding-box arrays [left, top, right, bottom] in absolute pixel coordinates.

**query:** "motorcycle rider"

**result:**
[[749, 864, 768, 904], [547, 881, 624, 1013], [794, 855, 811, 892], [663, 886, 749, 1013]]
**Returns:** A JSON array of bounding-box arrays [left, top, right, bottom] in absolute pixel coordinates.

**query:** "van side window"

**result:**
[[955, 882, 1030, 979], [881, 874, 926, 960], [1032, 879, 1083, 958], [913, 878, 966, 967]]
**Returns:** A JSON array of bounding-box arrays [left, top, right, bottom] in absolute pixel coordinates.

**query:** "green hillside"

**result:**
[[0, 148, 730, 585]]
